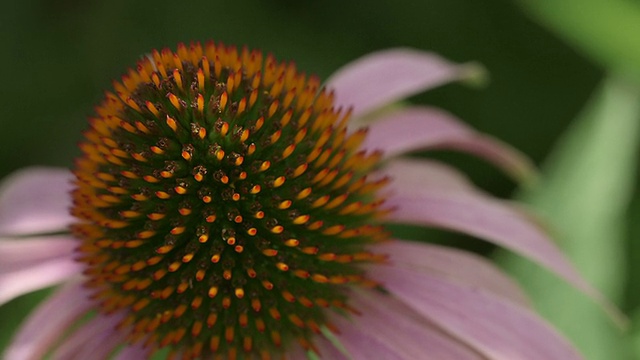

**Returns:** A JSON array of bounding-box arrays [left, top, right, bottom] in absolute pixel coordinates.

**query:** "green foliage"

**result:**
[[499, 75, 640, 359], [520, 0, 640, 80]]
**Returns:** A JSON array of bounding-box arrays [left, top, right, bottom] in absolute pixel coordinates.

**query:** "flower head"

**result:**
[[73, 42, 389, 357], [0, 41, 607, 359]]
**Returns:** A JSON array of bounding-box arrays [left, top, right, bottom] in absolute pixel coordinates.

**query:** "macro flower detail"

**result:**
[[0, 42, 611, 360], [73, 42, 388, 358]]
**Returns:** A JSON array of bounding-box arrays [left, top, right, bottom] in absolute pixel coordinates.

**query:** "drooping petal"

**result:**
[[374, 240, 530, 306], [115, 344, 152, 360], [0, 257, 82, 306], [368, 264, 583, 360], [324, 316, 407, 360], [52, 312, 126, 360], [332, 289, 484, 360], [284, 343, 317, 360], [326, 48, 476, 119], [0, 236, 77, 273], [310, 337, 350, 360], [384, 189, 612, 316], [363, 106, 535, 181], [0, 167, 75, 236], [4, 281, 94, 360], [375, 158, 474, 194]]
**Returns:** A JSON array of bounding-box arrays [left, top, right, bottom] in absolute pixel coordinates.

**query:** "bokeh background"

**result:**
[[1, 0, 639, 359], [0, 0, 599, 182]]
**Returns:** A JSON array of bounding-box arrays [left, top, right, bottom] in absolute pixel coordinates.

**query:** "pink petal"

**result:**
[[0, 256, 82, 306], [326, 48, 474, 119], [52, 312, 126, 360], [363, 106, 535, 182], [324, 316, 407, 360], [284, 343, 316, 360], [375, 158, 474, 194], [386, 191, 587, 300], [385, 186, 623, 326], [334, 289, 484, 359], [0, 236, 77, 273], [312, 336, 351, 360], [115, 344, 152, 360], [368, 264, 583, 360], [4, 281, 94, 360], [374, 240, 530, 306], [0, 167, 75, 236]]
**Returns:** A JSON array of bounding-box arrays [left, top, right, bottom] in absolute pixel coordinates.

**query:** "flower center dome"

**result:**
[[72, 41, 389, 359]]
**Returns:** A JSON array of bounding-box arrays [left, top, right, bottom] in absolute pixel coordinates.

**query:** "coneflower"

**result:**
[[0, 41, 607, 359]]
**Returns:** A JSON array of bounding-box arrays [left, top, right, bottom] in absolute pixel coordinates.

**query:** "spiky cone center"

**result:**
[[72, 41, 389, 359]]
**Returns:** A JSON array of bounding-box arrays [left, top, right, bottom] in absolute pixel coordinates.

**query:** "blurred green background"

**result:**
[[2, 0, 639, 359], [0, 0, 600, 181]]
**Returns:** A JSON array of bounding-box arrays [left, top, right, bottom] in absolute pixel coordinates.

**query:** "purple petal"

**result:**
[[374, 240, 530, 306], [4, 281, 94, 360], [309, 337, 349, 360], [284, 343, 316, 360], [0, 167, 75, 236], [375, 158, 474, 194], [385, 186, 622, 325], [0, 257, 82, 306], [368, 264, 583, 360], [115, 344, 152, 360], [0, 236, 77, 273], [363, 106, 535, 182], [52, 312, 125, 360], [333, 289, 484, 359], [326, 316, 406, 360], [326, 48, 475, 119]]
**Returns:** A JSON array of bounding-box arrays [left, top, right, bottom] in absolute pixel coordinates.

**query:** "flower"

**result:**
[[0, 42, 605, 359]]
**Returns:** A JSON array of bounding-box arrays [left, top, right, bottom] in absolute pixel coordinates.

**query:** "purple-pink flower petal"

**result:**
[[0, 236, 81, 305], [327, 316, 413, 360], [0, 257, 82, 306], [0, 167, 74, 236], [311, 337, 352, 360], [375, 158, 474, 194], [385, 186, 622, 325], [326, 48, 472, 119], [375, 240, 530, 306], [0, 236, 77, 273], [115, 344, 152, 360], [369, 264, 583, 360], [4, 281, 93, 360], [283, 343, 315, 360], [52, 312, 125, 360], [336, 289, 485, 359], [363, 106, 535, 181]]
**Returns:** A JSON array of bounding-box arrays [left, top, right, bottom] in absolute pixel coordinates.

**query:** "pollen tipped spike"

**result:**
[[220, 92, 228, 111], [259, 161, 270, 172], [247, 143, 257, 155], [272, 176, 286, 188], [284, 239, 299, 247], [270, 129, 282, 144], [197, 94, 205, 113], [168, 93, 181, 110], [196, 68, 206, 93], [166, 116, 178, 132], [208, 286, 219, 298]]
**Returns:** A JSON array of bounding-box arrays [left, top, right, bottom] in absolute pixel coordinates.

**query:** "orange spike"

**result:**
[[197, 68, 205, 91], [168, 93, 181, 110], [173, 69, 183, 90], [197, 93, 204, 113], [284, 239, 299, 247]]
